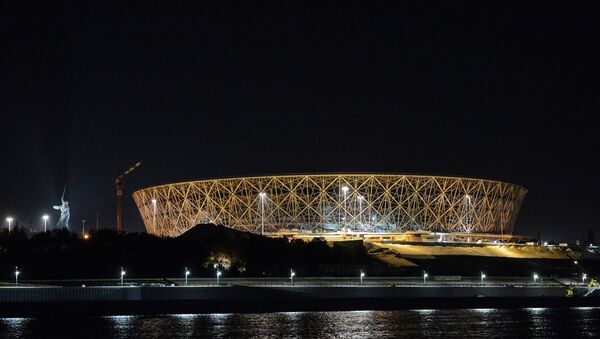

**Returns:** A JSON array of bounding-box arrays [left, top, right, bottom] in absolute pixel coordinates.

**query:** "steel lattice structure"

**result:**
[[132, 174, 527, 238]]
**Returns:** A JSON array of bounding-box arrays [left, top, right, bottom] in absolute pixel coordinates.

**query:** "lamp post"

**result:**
[[341, 186, 349, 230], [42, 215, 49, 232], [14, 267, 20, 285], [151, 199, 157, 233], [216, 270, 222, 284], [360, 270, 365, 285], [6, 217, 13, 234], [185, 267, 190, 286], [533, 273, 539, 284], [120, 267, 126, 286], [290, 269, 296, 285], [259, 193, 266, 235], [423, 272, 428, 285], [481, 272, 486, 285]]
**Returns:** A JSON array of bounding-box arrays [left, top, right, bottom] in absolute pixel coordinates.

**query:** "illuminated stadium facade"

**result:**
[[133, 174, 527, 239]]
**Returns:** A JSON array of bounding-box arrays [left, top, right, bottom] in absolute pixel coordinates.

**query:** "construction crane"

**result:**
[[115, 161, 142, 232]]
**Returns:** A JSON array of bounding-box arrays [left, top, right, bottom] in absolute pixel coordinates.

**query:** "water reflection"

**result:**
[[1, 308, 599, 338]]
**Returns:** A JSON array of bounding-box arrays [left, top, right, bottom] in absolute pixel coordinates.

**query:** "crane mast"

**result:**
[[115, 161, 142, 232]]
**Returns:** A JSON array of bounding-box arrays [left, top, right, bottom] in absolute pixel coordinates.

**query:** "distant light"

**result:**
[[185, 270, 191, 276], [6, 217, 13, 222], [358, 195, 364, 200], [151, 199, 157, 204], [360, 272, 365, 278], [533, 273, 539, 282], [543, 242, 548, 246], [574, 260, 578, 265], [481, 273, 486, 279], [42, 215, 49, 221], [83, 233, 90, 240], [259, 192, 267, 197], [341, 186, 349, 192]]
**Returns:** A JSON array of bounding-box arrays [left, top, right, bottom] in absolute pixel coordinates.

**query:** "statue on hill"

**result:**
[[53, 185, 70, 229]]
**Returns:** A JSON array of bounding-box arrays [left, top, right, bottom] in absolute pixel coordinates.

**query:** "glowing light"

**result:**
[[120, 267, 126, 286], [14, 267, 20, 285], [290, 269, 296, 285], [481, 272, 486, 285], [42, 214, 49, 232], [533, 273, 539, 283], [216, 270, 222, 284], [185, 267, 190, 285], [423, 272, 428, 284], [6, 217, 14, 233], [360, 270, 365, 285], [83, 233, 90, 240]]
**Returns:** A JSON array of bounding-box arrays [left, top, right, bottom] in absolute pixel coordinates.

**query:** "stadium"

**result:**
[[132, 174, 528, 242]]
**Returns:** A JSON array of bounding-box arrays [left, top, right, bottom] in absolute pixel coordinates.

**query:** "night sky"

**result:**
[[1, 2, 598, 241]]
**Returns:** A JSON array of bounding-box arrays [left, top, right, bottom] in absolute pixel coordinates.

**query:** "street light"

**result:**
[[185, 267, 190, 286], [290, 269, 296, 285], [120, 267, 126, 286], [582, 273, 587, 285], [341, 186, 349, 229], [423, 272, 428, 285], [360, 270, 365, 285], [6, 217, 13, 233], [481, 272, 486, 285], [533, 273, 539, 284], [259, 192, 267, 235], [151, 199, 157, 233], [216, 270, 222, 284], [14, 267, 20, 285], [42, 215, 49, 232]]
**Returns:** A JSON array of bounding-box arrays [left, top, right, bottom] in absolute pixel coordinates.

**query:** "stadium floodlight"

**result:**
[[360, 271, 365, 285], [481, 272, 486, 285], [6, 217, 13, 233], [533, 273, 539, 283], [290, 269, 296, 285], [423, 272, 428, 285], [120, 267, 126, 286], [185, 267, 190, 286], [216, 270, 222, 284], [14, 267, 20, 285], [42, 215, 49, 232]]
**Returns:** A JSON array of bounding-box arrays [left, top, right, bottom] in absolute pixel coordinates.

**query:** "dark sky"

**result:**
[[1, 2, 598, 241]]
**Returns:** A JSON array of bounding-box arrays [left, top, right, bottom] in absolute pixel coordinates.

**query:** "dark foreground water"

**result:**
[[1, 308, 599, 338]]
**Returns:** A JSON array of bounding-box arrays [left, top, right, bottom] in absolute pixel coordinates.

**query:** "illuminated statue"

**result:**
[[53, 186, 70, 228]]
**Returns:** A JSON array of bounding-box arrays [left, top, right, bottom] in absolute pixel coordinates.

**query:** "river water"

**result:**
[[1, 308, 599, 338]]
